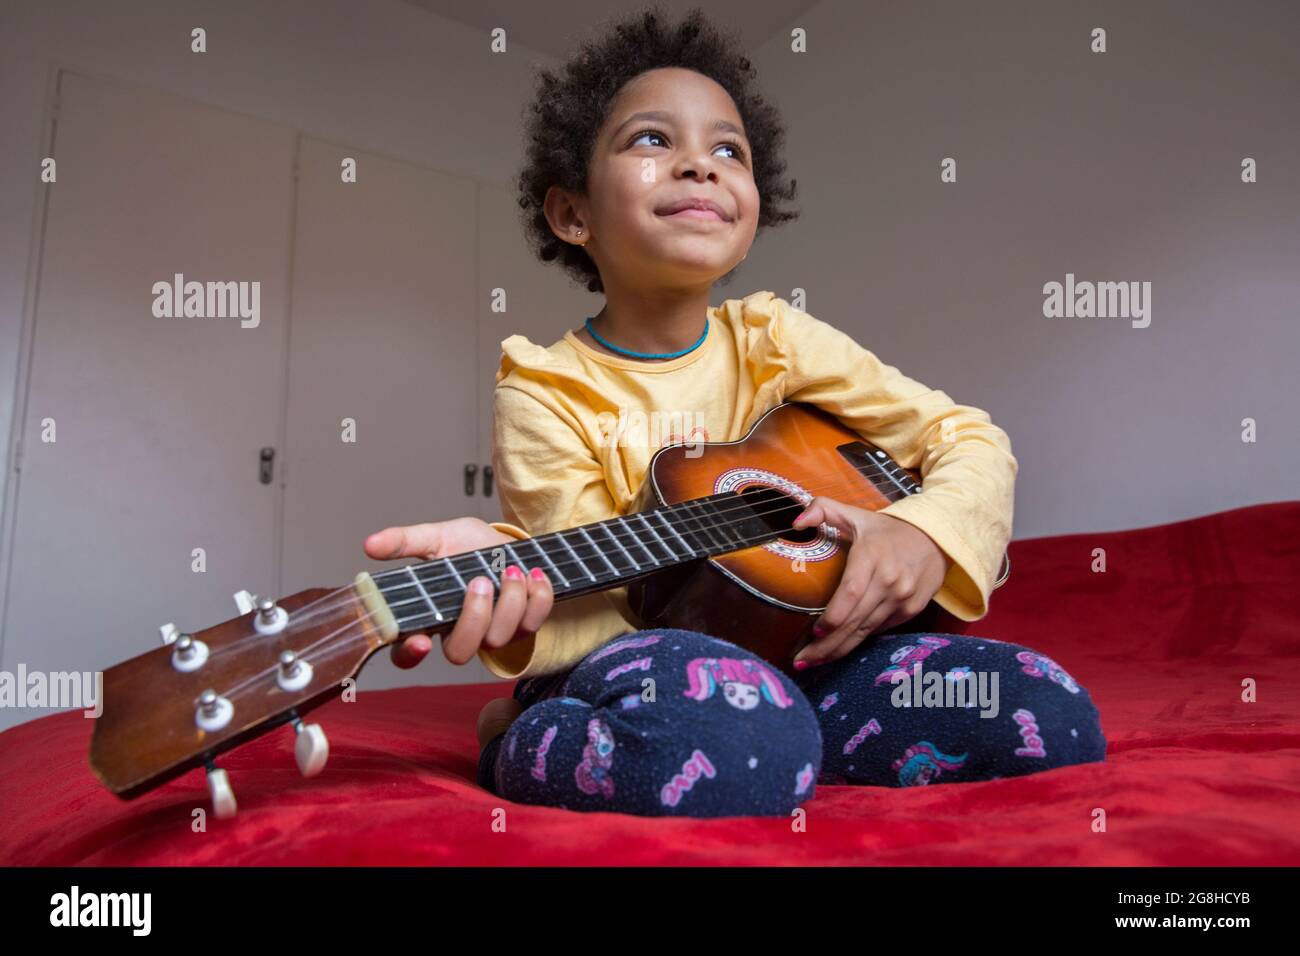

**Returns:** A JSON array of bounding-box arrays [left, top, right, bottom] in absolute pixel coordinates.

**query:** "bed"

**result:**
[[2, 501, 1297, 865]]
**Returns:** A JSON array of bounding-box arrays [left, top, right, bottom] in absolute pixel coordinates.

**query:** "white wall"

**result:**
[[0, 0, 568, 669], [741, 0, 1300, 536], [3, 0, 1296, 581]]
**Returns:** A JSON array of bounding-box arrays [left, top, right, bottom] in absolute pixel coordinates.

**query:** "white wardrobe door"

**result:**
[[282, 137, 480, 688], [475, 181, 599, 522], [1, 72, 294, 729]]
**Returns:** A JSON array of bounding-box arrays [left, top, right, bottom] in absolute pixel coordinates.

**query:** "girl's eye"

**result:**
[[629, 129, 668, 148], [629, 129, 747, 162], [717, 139, 747, 162]]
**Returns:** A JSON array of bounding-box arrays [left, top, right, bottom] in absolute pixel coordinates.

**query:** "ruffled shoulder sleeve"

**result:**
[[493, 334, 614, 435], [715, 290, 796, 432], [496, 334, 546, 382]]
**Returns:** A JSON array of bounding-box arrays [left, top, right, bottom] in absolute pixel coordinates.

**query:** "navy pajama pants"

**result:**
[[477, 627, 1106, 817]]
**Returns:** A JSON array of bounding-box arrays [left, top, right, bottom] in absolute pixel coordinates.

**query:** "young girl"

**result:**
[[365, 7, 1104, 817]]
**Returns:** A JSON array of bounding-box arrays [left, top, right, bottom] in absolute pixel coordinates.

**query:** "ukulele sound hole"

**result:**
[[735, 486, 817, 544]]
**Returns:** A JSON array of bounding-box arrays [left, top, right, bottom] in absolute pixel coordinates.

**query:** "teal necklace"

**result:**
[[585, 315, 709, 360]]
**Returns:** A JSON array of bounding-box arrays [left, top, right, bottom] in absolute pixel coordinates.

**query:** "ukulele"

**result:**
[[89, 400, 1010, 816]]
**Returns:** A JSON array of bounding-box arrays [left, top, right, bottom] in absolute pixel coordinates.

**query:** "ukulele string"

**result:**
[[208, 457, 925, 671], [373, 465, 909, 590], [317, 472, 905, 630], [275, 463, 917, 630], [201, 580, 378, 667], [207, 466, 912, 698], [209, 599, 388, 703]]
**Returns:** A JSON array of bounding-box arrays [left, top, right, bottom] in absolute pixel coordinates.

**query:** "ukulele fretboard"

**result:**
[[366, 441, 919, 636]]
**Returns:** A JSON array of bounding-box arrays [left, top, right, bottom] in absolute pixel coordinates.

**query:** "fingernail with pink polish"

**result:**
[[793, 659, 809, 671]]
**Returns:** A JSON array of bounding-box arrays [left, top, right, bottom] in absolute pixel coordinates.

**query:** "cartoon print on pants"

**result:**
[[682, 657, 796, 710], [892, 741, 969, 786], [794, 762, 816, 796], [874, 636, 952, 686], [575, 717, 616, 797], [1015, 650, 1080, 694]]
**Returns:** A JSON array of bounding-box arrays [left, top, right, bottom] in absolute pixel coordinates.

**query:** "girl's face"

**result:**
[[556, 67, 760, 293]]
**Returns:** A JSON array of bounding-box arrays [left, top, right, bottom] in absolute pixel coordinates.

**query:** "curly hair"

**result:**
[[516, 5, 800, 294]]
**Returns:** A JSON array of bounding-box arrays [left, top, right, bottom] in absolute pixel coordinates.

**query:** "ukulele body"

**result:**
[[626, 401, 927, 673]]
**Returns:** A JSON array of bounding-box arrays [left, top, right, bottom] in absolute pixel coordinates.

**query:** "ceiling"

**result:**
[[400, 0, 822, 59]]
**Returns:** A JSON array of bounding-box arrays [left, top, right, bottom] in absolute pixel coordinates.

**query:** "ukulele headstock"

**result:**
[[88, 584, 385, 814]]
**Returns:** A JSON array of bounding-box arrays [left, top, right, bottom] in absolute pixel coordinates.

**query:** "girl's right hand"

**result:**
[[363, 517, 553, 668]]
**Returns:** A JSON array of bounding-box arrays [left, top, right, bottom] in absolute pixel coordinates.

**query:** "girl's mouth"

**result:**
[[655, 198, 732, 221], [659, 208, 726, 222]]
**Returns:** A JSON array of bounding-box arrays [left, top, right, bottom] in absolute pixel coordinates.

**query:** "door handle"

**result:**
[[464, 463, 478, 496], [481, 464, 494, 498], [259, 447, 275, 485]]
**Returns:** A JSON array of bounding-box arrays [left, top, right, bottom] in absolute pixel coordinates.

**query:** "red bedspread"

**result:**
[[2, 501, 1297, 866]]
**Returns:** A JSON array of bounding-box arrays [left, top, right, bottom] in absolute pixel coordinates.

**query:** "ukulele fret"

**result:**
[[677, 500, 724, 554], [634, 512, 678, 561], [578, 526, 619, 576], [617, 515, 660, 565], [442, 556, 467, 591], [653, 509, 697, 557], [522, 536, 569, 588], [671, 500, 718, 554], [597, 521, 640, 571], [472, 550, 500, 587], [405, 566, 443, 622], [501, 542, 526, 574], [682, 498, 737, 555], [555, 530, 598, 582], [864, 449, 912, 498]]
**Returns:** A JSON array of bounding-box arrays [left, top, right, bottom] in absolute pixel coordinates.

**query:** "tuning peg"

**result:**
[[160, 622, 179, 645], [171, 634, 209, 673], [292, 719, 329, 777], [233, 590, 256, 614], [276, 650, 313, 691], [253, 596, 288, 635], [195, 689, 234, 732], [205, 762, 237, 819]]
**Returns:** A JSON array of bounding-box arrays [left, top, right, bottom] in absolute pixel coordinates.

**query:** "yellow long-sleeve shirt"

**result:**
[[478, 289, 1017, 680]]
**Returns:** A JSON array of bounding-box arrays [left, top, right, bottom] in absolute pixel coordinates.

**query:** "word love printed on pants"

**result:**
[[843, 718, 882, 756], [530, 725, 558, 782], [660, 749, 717, 807], [1013, 708, 1046, 758]]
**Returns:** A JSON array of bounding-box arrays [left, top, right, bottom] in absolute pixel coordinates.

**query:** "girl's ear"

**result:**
[[542, 185, 588, 246]]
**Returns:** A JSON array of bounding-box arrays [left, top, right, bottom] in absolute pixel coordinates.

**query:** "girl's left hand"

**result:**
[[790, 496, 952, 668]]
